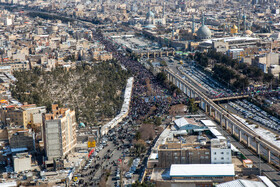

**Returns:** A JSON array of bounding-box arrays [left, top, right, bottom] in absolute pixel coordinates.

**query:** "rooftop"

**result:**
[[170, 164, 235, 177]]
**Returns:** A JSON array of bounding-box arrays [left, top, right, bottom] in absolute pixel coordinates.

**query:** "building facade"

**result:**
[[158, 143, 211, 168], [211, 139, 232, 164], [43, 104, 77, 160]]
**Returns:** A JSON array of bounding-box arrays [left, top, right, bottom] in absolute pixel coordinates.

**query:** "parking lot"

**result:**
[[225, 100, 280, 133]]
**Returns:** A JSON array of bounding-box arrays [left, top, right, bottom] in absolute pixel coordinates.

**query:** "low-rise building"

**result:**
[[211, 138, 232, 164], [170, 164, 235, 182], [8, 129, 34, 151], [13, 152, 32, 173]]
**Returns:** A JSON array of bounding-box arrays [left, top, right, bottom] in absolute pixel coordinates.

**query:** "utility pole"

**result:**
[[259, 151, 261, 176]]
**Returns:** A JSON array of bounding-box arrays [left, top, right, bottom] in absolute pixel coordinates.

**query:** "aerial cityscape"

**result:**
[[0, 0, 279, 186]]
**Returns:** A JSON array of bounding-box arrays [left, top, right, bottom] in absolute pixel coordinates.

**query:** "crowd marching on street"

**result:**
[[92, 32, 188, 120]]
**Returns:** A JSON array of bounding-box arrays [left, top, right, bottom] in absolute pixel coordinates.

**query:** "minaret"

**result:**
[[192, 15, 195, 33], [238, 10, 241, 33], [172, 24, 174, 40], [162, 1, 166, 25], [148, 6, 151, 24], [163, 1, 165, 18], [243, 13, 246, 31], [202, 14, 205, 26]]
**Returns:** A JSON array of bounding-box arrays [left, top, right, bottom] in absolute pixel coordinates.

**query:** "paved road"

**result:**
[[215, 123, 280, 186]]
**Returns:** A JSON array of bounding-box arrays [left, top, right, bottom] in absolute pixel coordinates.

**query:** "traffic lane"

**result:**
[[92, 141, 116, 178], [168, 64, 209, 96], [78, 141, 115, 180]]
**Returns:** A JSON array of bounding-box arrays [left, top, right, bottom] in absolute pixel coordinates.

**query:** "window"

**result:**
[[227, 152, 229, 155], [221, 157, 224, 160], [205, 152, 209, 154], [174, 152, 178, 156], [214, 152, 216, 155], [221, 152, 224, 154], [175, 157, 178, 160], [214, 158, 217, 160], [205, 156, 209, 159]]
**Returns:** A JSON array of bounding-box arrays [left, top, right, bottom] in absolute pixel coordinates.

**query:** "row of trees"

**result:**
[[207, 50, 275, 84], [156, 72, 181, 95], [193, 50, 277, 90], [27, 12, 74, 23], [212, 64, 249, 90]]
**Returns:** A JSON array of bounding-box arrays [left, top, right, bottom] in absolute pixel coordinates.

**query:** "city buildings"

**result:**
[[0, 0, 279, 186]]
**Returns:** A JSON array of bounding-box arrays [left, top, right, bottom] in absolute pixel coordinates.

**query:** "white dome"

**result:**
[[197, 25, 211, 39]]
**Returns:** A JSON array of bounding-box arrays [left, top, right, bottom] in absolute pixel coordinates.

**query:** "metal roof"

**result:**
[[174, 117, 188, 128], [170, 164, 235, 177], [217, 179, 269, 187]]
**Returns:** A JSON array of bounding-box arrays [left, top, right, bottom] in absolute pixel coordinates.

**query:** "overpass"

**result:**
[[164, 68, 280, 166], [132, 50, 175, 59], [194, 95, 250, 103], [211, 95, 250, 102]]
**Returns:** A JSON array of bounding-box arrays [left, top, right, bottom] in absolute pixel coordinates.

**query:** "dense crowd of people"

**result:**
[[92, 33, 188, 120]]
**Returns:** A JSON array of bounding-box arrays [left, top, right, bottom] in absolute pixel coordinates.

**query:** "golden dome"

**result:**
[[232, 24, 238, 29], [230, 24, 238, 34]]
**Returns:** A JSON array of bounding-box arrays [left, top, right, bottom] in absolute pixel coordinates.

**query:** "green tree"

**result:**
[[134, 140, 146, 156], [135, 131, 141, 141], [154, 116, 162, 126], [187, 98, 198, 113], [132, 181, 155, 187], [263, 73, 274, 83]]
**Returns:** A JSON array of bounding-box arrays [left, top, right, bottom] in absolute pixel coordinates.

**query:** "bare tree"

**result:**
[[138, 124, 155, 140]]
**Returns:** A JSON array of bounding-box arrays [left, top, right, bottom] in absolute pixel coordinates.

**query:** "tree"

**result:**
[[156, 72, 167, 83], [187, 98, 198, 113], [263, 73, 274, 83], [134, 140, 147, 156], [132, 181, 155, 187], [188, 53, 194, 60], [138, 124, 155, 140], [154, 116, 162, 126], [135, 131, 141, 141]]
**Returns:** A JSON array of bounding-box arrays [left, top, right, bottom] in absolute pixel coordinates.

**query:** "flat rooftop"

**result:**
[[170, 164, 235, 177], [203, 36, 260, 44], [158, 135, 210, 150]]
